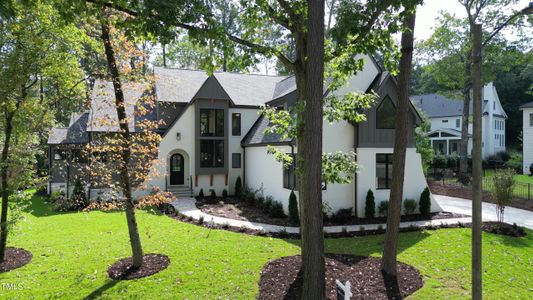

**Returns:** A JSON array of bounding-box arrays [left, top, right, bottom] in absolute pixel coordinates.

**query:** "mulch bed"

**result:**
[[258, 254, 423, 300], [429, 181, 533, 212], [481, 221, 526, 237], [0, 247, 32, 273], [108, 254, 170, 280]]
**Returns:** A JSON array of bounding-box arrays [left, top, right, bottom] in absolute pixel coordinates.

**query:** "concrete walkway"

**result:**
[[172, 197, 473, 234], [434, 194, 533, 230]]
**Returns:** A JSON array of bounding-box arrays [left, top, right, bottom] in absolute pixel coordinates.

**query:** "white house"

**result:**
[[411, 82, 507, 159], [521, 101, 533, 175], [47, 55, 440, 217]]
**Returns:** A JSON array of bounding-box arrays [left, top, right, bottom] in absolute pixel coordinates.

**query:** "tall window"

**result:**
[[376, 154, 393, 189], [456, 119, 460, 128], [232, 153, 241, 168], [200, 140, 224, 168], [232, 113, 241, 136], [283, 154, 297, 190], [200, 109, 224, 137], [530, 113, 533, 127], [376, 96, 396, 129]]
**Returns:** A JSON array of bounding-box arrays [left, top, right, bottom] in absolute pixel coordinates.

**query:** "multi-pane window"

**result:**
[[200, 109, 224, 137], [376, 96, 396, 129], [232, 113, 241, 136], [283, 154, 297, 190], [456, 119, 460, 128], [232, 153, 241, 168], [200, 140, 224, 168], [442, 119, 448, 123], [376, 154, 393, 189]]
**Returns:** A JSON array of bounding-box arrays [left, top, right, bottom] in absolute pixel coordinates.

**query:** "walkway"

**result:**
[[172, 197, 473, 234], [433, 194, 533, 230]]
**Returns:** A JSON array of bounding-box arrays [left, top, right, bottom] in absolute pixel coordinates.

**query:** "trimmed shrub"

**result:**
[[288, 191, 299, 225], [378, 200, 389, 217], [241, 186, 255, 203], [198, 188, 204, 198], [210, 189, 217, 199], [419, 187, 431, 215], [269, 201, 285, 218], [222, 189, 228, 199], [365, 189, 376, 218], [235, 176, 242, 198], [332, 208, 352, 223], [49, 190, 64, 203], [492, 168, 515, 224], [261, 196, 273, 212], [432, 153, 447, 169], [403, 199, 417, 215]]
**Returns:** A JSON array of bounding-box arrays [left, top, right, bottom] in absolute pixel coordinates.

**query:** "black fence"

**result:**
[[427, 168, 532, 201]]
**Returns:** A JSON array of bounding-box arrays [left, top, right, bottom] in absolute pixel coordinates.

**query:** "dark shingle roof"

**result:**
[[520, 101, 533, 109], [47, 112, 89, 144], [272, 76, 296, 100], [241, 115, 293, 146], [411, 94, 473, 118]]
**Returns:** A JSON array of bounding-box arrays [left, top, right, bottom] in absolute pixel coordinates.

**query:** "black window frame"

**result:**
[[199, 140, 224, 168], [199, 109, 224, 137], [442, 119, 448, 123], [53, 149, 66, 161], [231, 153, 241, 168], [456, 119, 460, 128], [283, 154, 298, 190], [232, 113, 241, 136], [376, 154, 393, 190], [376, 96, 396, 129], [530, 113, 533, 127]]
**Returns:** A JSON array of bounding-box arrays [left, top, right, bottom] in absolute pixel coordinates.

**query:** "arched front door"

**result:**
[[170, 153, 184, 185]]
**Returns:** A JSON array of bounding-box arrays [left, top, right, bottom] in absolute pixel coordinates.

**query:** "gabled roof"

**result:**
[[48, 112, 89, 144], [241, 115, 293, 147], [411, 94, 472, 118], [520, 101, 533, 109], [427, 128, 471, 138]]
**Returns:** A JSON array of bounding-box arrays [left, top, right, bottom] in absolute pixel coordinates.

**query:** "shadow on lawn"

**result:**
[[84, 280, 119, 300]]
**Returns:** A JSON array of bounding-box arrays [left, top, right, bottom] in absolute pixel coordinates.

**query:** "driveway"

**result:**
[[434, 194, 533, 230]]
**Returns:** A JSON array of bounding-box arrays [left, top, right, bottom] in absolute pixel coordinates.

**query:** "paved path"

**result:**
[[172, 197, 472, 234], [434, 194, 533, 230]]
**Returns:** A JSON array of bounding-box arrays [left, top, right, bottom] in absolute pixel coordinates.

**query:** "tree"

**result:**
[[491, 168, 515, 225], [381, 8, 417, 278]]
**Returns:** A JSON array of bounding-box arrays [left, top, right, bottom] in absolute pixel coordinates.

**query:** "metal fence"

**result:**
[[427, 168, 532, 201]]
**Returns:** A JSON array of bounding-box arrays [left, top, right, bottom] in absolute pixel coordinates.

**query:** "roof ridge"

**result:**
[[155, 66, 286, 79]]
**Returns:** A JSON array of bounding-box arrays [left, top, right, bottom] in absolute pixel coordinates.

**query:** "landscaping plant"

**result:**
[[234, 176, 242, 198], [378, 201, 389, 217], [365, 189, 375, 218], [269, 201, 285, 218], [492, 168, 515, 225], [288, 191, 299, 225], [419, 187, 431, 216], [222, 189, 228, 199], [210, 189, 217, 199], [403, 199, 417, 215], [199, 188, 204, 198]]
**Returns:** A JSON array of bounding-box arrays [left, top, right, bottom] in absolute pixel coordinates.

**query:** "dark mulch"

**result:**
[[107, 254, 170, 280], [258, 254, 423, 300], [0, 247, 32, 273], [428, 181, 533, 212], [481, 221, 526, 237]]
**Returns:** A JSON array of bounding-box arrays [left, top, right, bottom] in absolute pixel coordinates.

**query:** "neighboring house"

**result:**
[[411, 82, 507, 159], [48, 55, 440, 217], [521, 101, 533, 175]]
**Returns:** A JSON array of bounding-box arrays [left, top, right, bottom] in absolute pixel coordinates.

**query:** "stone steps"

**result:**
[[167, 186, 194, 198]]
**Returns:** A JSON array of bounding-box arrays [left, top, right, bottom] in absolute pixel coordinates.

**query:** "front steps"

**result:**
[[167, 186, 194, 198]]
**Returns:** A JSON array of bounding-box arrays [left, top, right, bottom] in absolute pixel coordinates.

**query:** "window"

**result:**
[[442, 119, 449, 123], [456, 119, 460, 128], [200, 109, 224, 137], [232, 113, 241, 136], [283, 154, 297, 190], [200, 140, 224, 168], [232, 153, 241, 168], [530, 113, 533, 127], [53, 149, 66, 161], [376, 96, 396, 129], [376, 154, 393, 189]]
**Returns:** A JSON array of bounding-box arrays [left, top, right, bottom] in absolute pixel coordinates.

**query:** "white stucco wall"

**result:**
[[333, 55, 380, 96], [356, 147, 441, 218], [523, 108, 533, 174], [429, 117, 463, 132]]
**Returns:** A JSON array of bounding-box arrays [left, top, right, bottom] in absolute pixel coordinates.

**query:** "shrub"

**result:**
[[241, 186, 255, 203], [446, 153, 459, 169], [277, 228, 289, 238], [378, 201, 389, 217], [261, 196, 273, 212], [322, 201, 332, 220], [505, 152, 522, 172], [419, 187, 431, 215], [341, 227, 347, 234], [432, 153, 447, 169], [288, 191, 299, 225], [198, 215, 204, 224], [332, 208, 352, 223], [269, 201, 286, 218], [210, 189, 217, 199], [403, 199, 417, 215], [365, 189, 375, 218], [71, 177, 89, 210], [222, 189, 228, 199], [256, 196, 265, 207], [235, 176, 242, 198], [49, 190, 64, 203], [497, 151, 511, 162], [492, 168, 515, 224], [198, 188, 204, 198]]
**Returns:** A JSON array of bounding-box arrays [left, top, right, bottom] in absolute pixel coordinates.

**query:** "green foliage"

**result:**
[[198, 188, 204, 198], [269, 201, 285, 218], [378, 201, 389, 217], [71, 177, 89, 210], [288, 191, 299, 225], [505, 151, 522, 172], [403, 199, 417, 215], [365, 189, 375, 219], [414, 112, 434, 174], [210, 189, 217, 199], [49, 190, 64, 203], [492, 169, 515, 224], [222, 189, 228, 199], [432, 153, 447, 169], [234, 176, 242, 197], [419, 187, 431, 216]]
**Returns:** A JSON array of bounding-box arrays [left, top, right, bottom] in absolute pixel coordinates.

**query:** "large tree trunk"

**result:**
[[101, 17, 144, 268], [0, 111, 14, 262], [471, 23, 483, 300], [459, 58, 472, 180], [381, 11, 416, 278], [294, 1, 326, 299]]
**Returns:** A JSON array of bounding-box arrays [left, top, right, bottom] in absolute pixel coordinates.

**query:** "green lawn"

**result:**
[[1, 192, 532, 299], [484, 169, 533, 184]]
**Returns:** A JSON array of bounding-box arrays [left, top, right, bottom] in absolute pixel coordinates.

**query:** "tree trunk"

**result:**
[[101, 17, 144, 268], [162, 43, 167, 68], [471, 23, 483, 300], [0, 111, 14, 262], [381, 11, 416, 278], [459, 58, 472, 180]]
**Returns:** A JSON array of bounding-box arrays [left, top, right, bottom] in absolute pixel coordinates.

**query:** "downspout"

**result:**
[[242, 146, 246, 187], [291, 143, 295, 190], [48, 145, 52, 195], [354, 124, 359, 217]]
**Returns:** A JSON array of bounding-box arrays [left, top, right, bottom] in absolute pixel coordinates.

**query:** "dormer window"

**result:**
[[376, 96, 396, 129]]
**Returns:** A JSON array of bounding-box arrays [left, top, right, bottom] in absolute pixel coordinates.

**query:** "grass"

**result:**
[[484, 169, 533, 184], [1, 192, 532, 299]]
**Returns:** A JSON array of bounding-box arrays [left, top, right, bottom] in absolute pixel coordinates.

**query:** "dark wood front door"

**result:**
[[170, 153, 184, 185]]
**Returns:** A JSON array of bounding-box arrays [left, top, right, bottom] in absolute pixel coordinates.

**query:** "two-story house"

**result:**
[[411, 82, 507, 158], [48, 55, 440, 217], [521, 101, 533, 175]]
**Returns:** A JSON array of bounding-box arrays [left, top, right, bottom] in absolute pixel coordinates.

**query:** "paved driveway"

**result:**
[[434, 194, 533, 230]]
